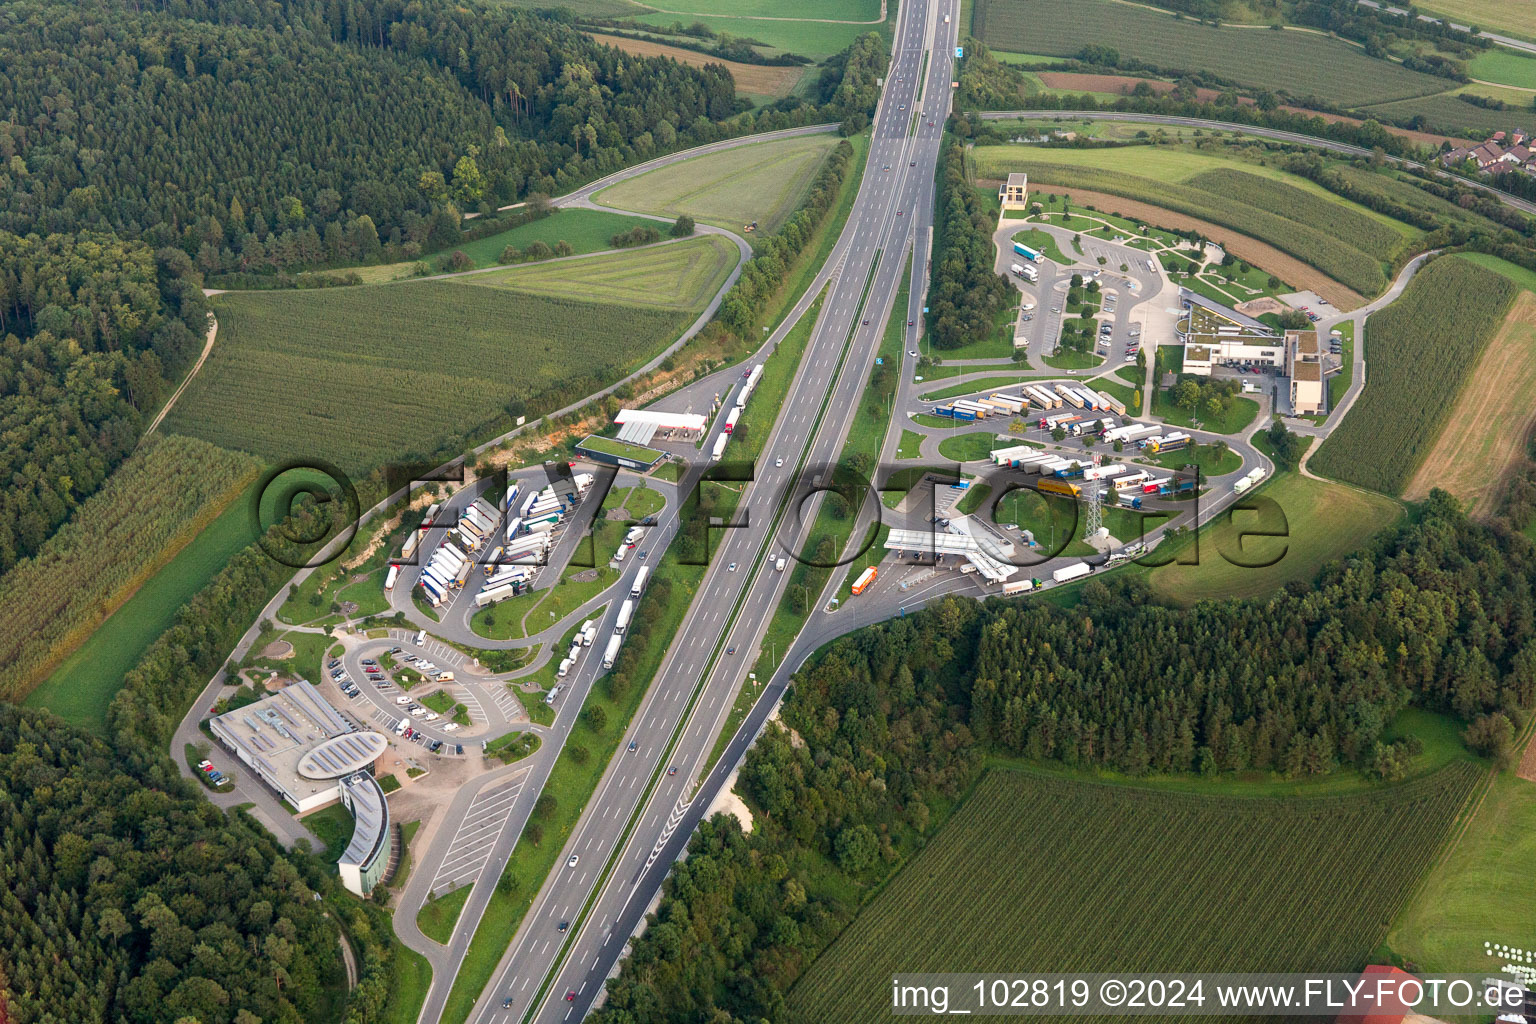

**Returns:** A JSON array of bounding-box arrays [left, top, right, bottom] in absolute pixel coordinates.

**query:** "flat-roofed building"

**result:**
[[1175, 288, 1283, 375], [211, 680, 387, 812], [998, 172, 1029, 209], [1286, 329, 1325, 414], [337, 773, 391, 896]]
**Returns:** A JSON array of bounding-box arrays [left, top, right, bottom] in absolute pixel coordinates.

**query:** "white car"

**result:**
[[424, 712, 440, 721], [728, 562, 738, 572], [567, 855, 579, 868], [775, 457, 784, 467], [410, 707, 425, 717], [443, 722, 460, 732], [1021, 302, 1035, 311], [396, 695, 411, 705], [908, 349, 918, 357]]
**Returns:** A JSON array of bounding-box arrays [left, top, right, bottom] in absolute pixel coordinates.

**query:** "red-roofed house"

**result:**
[[1336, 965, 1415, 1024]]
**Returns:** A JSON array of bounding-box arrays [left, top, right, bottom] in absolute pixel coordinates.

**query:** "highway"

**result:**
[[461, 1, 963, 1020]]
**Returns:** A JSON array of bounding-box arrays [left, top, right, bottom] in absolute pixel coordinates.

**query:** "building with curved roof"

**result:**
[[338, 773, 391, 896]]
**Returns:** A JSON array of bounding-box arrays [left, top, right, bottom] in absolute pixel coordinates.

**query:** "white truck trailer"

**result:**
[[712, 434, 728, 462], [615, 598, 635, 634], [1052, 562, 1092, 584], [630, 566, 650, 599], [602, 634, 622, 669]]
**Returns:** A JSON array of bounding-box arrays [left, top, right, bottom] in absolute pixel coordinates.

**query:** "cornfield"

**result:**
[[1312, 256, 1518, 493], [789, 763, 1480, 1023], [0, 435, 260, 702], [166, 282, 693, 472]]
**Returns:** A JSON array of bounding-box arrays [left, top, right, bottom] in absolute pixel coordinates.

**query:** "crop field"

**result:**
[[1405, 289, 1536, 511], [595, 133, 839, 234], [1353, 91, 1524, 136], [789, 763, 1481, 1024], [1313, 256, 1519, 494], [167, 284, 693, 472], [1418, 0, 1536, 44], [974, 147, 1394, 297], [973, 0, 1450, 107], [1149, 472, 1401, 604], [587, 34, 807, 98], [0, 436, 260, 706], [465, 235, 736, 310], [1185, 169, 1414, 253]]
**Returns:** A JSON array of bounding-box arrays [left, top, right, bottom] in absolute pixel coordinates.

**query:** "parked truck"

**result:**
[[602, 634, 622, 670], [712, 433, 728, 463], [384, 565, 399, 591], [724, 407, 741, 434], [851, 566, 877, 595], [1037, 478, 1081, 497], [1013, 242, 1042, 263], [476, 583, 516, 607], [630, 566, 650, 599], [1052, 562, 1092, 584], [615, 598, 635, 634]]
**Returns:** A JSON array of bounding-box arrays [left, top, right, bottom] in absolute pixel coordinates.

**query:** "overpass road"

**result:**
[[461, 1, 963, 1021]]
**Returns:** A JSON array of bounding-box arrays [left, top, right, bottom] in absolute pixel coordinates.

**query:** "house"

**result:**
[[1441, 130, 1536, 174], [998, 172, 1029, 210]]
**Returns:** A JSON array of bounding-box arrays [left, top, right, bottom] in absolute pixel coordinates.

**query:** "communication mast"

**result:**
[[1083, 452, 1103, 538]]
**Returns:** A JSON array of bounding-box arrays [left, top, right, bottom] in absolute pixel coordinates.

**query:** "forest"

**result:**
[[0, 232, 209, 575], [0, 0, 881, 279], [592, 489, 1535, 1023], [0, 703, 346, 1024]]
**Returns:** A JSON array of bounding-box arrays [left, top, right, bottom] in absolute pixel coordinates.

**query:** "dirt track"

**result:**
[[587, 33, 803, 98], [1021, 183, 1367, 309], [1404, 290, 1536, 510]]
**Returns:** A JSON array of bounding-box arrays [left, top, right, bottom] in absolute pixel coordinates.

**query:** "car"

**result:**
[[197, 759, 212, 770], [1050, 307, 1060, 313], [558, 921, 569, 932], [443, 723, 460, 732], [882, 165, 890, 171], [567, 855, 579, 868], [396, 695, 411, 705], [638, 549, 649, 560], [908, 349, 918, 357], [328, 659, 341, 669], [361, 658, 376, 665], [668, 766, 677, 776], [628, 740, 637, 752], [424, 712, 440, 721], [927, 120, 934, 126], [389, 646, 401, 654], [862, 319, 869, 325], [566, 992, 577, 1003], [899, 103, 905, 109], [727, 645, 737, 655], [503, 998, 515, 1009], [728, 562, 738, 572], [1021, 314, 1033, 321], [896, 210, 904, 216], [775, 456, 784, 468]]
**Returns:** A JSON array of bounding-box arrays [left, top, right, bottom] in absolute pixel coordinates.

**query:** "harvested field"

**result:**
[[586, 33, 803, 97], [1404, 291, 1536, 511], [1027, 184, 1367, 309]]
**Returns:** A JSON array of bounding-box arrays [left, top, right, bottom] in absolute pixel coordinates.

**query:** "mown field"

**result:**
[[1312, 256, 1519, 494], [1149, 472, 1402, 605], [587, 33, 807, 98], [629, 10, 874, 58], [788, 763, 1481, 1024], [466, 235, 736, 310], [973, 146, 1405, 297], [973, 0, 1450, 107], [0, 436, 260, 706], [1387, 768, 1536, 976], [595, 133, 839, 233], [1405, 288, 1536, 510], [167, 279, 700, 472]]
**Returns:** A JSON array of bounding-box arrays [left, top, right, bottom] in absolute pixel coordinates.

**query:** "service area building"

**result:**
[[1286, 329, 1326, 415], [210, 680, 393, 895], [1176, 289, 1284, 374]]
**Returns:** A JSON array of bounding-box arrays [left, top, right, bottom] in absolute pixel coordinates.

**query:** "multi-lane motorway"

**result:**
[[458, 2, 962, 1020]]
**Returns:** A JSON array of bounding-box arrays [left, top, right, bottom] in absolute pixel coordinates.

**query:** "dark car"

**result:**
[[628, 740, 637, 752], [668, 766, 677, 776], [502, 997, 514, 1008], [726, 645, 737, 655], [558, 921, 569, 932], [566, 992, 577, 1003]]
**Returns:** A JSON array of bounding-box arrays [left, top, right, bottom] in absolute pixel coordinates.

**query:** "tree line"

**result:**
[[592, 489, 1536, 1023], [926, 139, 1015, 350]]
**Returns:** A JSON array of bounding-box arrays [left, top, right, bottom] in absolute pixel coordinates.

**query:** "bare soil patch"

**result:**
[[587, 33, 803, 97], [1519, 727, 1536, 783], [1237, 296, 1285, 317], [1025, 183, 1367, 309], [1404, 291, 1536, 511]]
